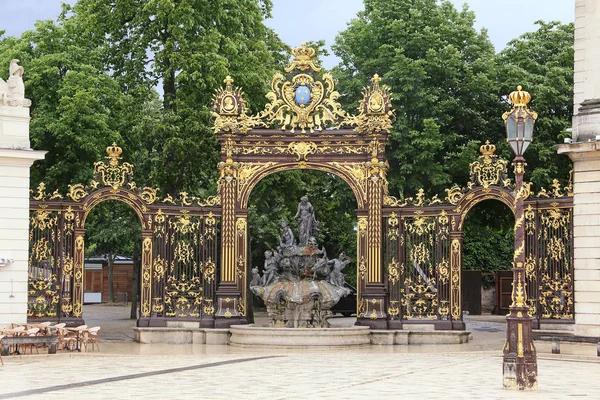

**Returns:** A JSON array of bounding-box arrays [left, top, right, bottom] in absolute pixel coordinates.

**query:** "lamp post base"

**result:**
[[503, 311, 538, 391], [502, 356, 538, 391]]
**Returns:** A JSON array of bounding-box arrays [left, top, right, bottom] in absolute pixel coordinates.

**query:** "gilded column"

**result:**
[[449, 229, 465, 330], [138, 232, 153, 326], [72, 229, 85, 324], [215, 140, 247, 327], [355, 145, 388, 329]]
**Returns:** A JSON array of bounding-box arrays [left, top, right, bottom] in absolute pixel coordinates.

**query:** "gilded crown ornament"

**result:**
[[480, 140, 496, 156], [509, 85, 531, 107], [106, 142, 123, 165], [285, 43, 321, 72], [503, 85, 538, 122], [469, 140, 510, 189], [93, 142, 134, 191]]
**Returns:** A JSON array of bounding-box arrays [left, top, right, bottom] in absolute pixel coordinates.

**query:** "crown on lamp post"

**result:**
[[503, 86, 538, 157]]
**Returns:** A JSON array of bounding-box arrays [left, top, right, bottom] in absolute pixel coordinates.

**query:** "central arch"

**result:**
[[240, 162, 367, 209], [209, 45, 396, 329]]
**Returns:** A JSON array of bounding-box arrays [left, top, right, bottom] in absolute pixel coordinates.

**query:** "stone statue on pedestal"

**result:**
[[294, 195, 317, 246], [0, 59, 31, 107]]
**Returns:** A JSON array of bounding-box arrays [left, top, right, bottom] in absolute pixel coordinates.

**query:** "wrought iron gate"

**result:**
[[384, 142, 574, 329], [28, 143, 221, 327]]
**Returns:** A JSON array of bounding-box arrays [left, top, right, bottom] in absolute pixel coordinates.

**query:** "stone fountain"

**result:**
[[230, 196, 370, 347], [250, 196, 351, 328]]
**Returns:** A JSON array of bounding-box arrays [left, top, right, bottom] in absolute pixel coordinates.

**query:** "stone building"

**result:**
[[0, 60, 46, 325], [557, 0, 600, 337]]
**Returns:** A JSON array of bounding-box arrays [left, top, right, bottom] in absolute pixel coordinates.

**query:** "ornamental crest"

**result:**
[[212, 76, 261, 134], [469, 141, 509, 189], [212, 43, 395, 135], [341, 74, 395, 135], [93, 143, 134, 190], [260, 44, 344, 133]]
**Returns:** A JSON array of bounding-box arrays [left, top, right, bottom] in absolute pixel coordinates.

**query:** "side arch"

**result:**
[[455, 186, 515, 229], [79, 187, 149, 227]]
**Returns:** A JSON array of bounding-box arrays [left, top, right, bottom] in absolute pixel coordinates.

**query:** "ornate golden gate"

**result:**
[[28, 144, 220, 327], [28, 44, 575, 330], [210, 44, 395, 328], [383, 142, 574, 329]]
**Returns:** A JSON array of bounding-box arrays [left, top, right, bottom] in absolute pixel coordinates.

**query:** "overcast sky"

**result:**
[[0, 0, 574, 69]]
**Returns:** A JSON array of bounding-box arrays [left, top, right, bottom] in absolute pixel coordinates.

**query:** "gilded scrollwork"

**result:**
[[93, 143, 134, 190], [67, 184, 88, 202], [445, 186, 464, 205], [164, 275, 204, 318], [402, 275, 438, 319], [140, 187, 158, 204], [341, 74, 395, 135], [535, 178, 575, 199], [388, 257, 400, 285], [27, 273, 60, 318], [288, 141, 318, 161], [469, 141, 509, 189], [539, 271, 573, 319]]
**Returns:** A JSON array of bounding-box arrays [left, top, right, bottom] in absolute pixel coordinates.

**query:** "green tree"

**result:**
[[69, 0, 289, 195], [333, 0, 502, 198], [85, 201, 141, 304], [0, 18, 141, 192], [496, 21, 574, 190]]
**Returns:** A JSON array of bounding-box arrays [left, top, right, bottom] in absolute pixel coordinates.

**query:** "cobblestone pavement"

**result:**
[[1, 306, 598, 399]]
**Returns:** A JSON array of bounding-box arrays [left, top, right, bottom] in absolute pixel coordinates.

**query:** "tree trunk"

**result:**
[[108, 253, 115, 303], [130, 239, 141, 319]]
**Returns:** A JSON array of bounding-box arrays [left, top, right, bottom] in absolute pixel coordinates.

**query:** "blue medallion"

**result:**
[[295, 85, 311, 106]]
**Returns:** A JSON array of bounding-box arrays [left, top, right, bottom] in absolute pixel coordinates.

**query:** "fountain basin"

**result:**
[[229, 324, 371, 347]]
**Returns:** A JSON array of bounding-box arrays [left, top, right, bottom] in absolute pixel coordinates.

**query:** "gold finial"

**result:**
[[224, 75, 234, 88], [371, 74, 381, 87], [480, 140, 496, 156], [508, 85, 532, 107], [106, 142, 122, 165], [285, 43, 321, 72]]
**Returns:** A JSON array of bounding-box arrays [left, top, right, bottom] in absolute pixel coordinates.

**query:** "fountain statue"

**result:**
[[250, 196, 351, 328]]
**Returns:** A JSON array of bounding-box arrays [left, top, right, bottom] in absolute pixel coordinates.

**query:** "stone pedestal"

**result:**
[[558, 142, 600, 336], [0, 103, 46, 325]]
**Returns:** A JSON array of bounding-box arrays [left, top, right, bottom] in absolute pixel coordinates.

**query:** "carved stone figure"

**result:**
[[328, 253, 351, 287], [294, 195, 317, 246], [278, 220, 294, 250], [250, 267, 261, 287], [0, 59, 30, 107], [311, 256, 331, 280], [262, 250, 279, 286]]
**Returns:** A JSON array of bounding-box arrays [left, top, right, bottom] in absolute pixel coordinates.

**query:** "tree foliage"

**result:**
[[69, 0, 289, 195], [333, 0, 501, 197], [0, 17, 137, 191]]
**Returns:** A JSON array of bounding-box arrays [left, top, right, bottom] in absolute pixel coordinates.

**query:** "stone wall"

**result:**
[[558, 143, 600, 336]]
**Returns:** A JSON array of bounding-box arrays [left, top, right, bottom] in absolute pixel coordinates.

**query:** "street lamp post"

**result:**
[[502, 86, 538, 391]]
